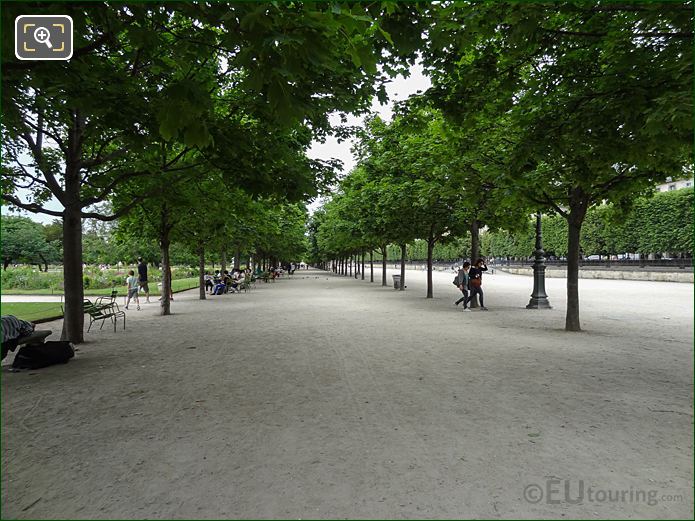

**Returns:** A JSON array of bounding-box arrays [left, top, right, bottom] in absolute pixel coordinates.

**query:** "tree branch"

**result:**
[[164, 147, 193, 168], [24, 117, 67, 153], [80, 147, 128, 169], [1, 194, 64, 217], [81, 196, 145, 221], [6, 161, 49, 188], [540, 28, 692, 39], [18, 132, 66, 204], [81, 169, 153, 206]]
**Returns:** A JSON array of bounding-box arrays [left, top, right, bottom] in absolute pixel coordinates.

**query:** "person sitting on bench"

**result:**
[[1, 315, 52, 360]]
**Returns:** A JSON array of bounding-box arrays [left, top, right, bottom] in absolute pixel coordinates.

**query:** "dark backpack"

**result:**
[[12, 341, 75, 369], [453, 275, 459, 285]]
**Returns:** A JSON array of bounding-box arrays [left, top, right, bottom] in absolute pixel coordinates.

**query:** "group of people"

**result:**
[[125, 257, 151, 310], [122, 257, 295, 308], [205, 269, 250, 295], [453, 258, 489, 311]]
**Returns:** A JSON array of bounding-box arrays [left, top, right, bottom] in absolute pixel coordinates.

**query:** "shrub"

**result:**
[[1, 267, 64, 290], [1, 264, 198, 291]]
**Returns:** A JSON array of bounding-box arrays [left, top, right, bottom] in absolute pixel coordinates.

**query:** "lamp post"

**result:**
[[526, 211, 552, 309]]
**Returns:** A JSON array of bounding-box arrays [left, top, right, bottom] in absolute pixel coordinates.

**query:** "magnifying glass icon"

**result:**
[[33, 26, 53, 49]]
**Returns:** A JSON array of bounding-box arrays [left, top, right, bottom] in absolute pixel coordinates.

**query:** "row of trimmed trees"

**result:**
[[309, 2, 692, 331], [3, 3, 691, 335], [341, 187, 693, 263], [1, 2, 422, 342]]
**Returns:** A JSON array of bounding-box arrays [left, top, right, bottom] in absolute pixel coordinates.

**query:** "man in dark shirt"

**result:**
[[137, 257, 150, 303], [468, 258, 489, 310]]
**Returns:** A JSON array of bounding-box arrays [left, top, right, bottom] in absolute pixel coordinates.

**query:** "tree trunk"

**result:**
[[39, 253, 48, 273], [3, 259, 9, 271], [361, 251, 365, 280], [60, 203, 84, 343], [470, 219, 480, 263], [381, 245, 387, 286], [470, 220, 480, 308], [220, 248, 227, 273], [426, 236, 435, 298], [234, 244, 241, 270], [399, 243, 406, 291], [159, 207, 172, 316], [198, 247, 206, 300], [369, 251, 374, 282], [565, 194, 588, 331]]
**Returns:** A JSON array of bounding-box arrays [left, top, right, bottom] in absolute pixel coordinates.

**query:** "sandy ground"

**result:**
[[1, 268, 692, 519]]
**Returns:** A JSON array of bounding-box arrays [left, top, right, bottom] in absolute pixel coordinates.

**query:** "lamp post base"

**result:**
[[526, 297, 552, 309]]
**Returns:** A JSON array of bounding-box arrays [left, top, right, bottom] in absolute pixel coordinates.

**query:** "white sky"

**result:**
[[3, 63, 431, 224], [306, 62, 431, 212]]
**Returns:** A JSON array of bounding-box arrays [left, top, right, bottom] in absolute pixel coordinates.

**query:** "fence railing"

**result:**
[[364, 258, 693, 271], [491, 258, 693, 270]]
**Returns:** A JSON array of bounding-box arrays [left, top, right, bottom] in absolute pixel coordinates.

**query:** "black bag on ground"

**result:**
[[12, 341, 75, 369]]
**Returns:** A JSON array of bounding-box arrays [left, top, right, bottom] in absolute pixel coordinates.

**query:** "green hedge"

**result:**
[[368, 188, 692, 261], [1, 265, 200, 291], [482, 188, 693, 258]]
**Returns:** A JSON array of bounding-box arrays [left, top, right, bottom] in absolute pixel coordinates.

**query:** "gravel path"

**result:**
[[2, 269, 692, 519], [1, 296, 65, 303]]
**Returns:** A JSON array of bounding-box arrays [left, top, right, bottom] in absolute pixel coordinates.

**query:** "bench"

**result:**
[[1, 329, 52, 360]]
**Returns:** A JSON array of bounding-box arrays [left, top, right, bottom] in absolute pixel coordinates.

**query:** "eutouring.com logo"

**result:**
[[523, 479, 683, 507]]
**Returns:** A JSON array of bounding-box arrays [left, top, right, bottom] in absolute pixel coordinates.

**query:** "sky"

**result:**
[[306, 62, 431, 213], [3, 63, 431, 224]]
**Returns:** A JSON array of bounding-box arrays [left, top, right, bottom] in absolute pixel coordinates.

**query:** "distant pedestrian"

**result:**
[[125, 270, 140, 310], [137, 257, 150, 303], [454, 261, 472, 311], [468, 258, 489, 310]]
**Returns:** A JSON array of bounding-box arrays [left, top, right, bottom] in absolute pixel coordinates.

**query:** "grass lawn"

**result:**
[[2, 278, 200, 296], [0, 302, 64, 322]]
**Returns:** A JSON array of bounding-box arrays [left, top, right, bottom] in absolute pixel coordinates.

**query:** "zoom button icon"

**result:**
[[15, 15, 73, 60]]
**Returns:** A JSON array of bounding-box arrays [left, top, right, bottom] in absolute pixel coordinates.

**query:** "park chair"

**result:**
[[94, 289, 118, 308], [239, 275, 252, 292], [83, 299, 126, 332]]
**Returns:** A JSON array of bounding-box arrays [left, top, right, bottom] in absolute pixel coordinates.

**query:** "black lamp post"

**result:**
[[526, 211, 552, 309]]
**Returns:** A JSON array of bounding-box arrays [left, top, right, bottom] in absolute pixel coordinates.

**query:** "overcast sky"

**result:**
[[3, 63, 431, 224], [306, 62, 431, 213]]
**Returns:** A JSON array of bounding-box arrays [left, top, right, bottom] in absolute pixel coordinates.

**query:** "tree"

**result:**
[[1, 215, 57, 270], [1, 4, 220, 340], [2, 2, 414, 340], [422, 2, 693, 330]]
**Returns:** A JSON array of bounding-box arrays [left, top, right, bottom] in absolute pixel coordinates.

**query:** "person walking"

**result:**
[[468, 258, 489, 310], [454, 261, 472, 310], [125, 270, 140, 310], [137, 257, 151, 303]]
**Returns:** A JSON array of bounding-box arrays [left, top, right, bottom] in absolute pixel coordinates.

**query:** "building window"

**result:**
[[669, 185, 676, 191]]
